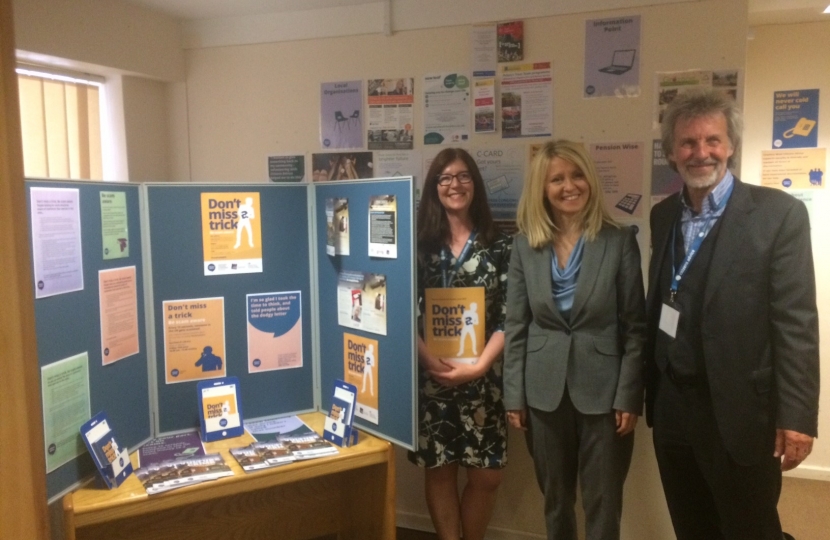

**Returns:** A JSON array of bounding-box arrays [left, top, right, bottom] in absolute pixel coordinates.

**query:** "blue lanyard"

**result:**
[[441, 229, 477, 288], [669, 182, 733, 302]]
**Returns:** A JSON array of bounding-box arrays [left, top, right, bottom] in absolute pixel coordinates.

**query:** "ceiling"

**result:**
[[124, 0, 830, 25]]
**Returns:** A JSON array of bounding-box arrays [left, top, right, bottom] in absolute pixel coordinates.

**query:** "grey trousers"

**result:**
[[527, 391, 634, 540]]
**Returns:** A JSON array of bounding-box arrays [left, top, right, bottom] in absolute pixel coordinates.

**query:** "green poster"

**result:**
[[268, 155, 305, 182], [41, 352, 90, 472], [100, 191, 129, 259]]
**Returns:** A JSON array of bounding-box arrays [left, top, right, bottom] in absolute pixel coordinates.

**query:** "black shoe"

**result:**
[[783, 533, 795, 540]]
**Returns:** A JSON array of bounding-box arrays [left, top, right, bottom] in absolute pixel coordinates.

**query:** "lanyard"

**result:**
[[441, 229, 477, 288], [669, 181, 733, 302]]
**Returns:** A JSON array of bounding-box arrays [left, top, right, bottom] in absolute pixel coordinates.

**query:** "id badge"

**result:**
[[659, 303, 680, 339]]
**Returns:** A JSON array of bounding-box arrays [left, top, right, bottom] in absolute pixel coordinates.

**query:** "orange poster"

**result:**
[[98, 266, 139, 365], [200, 192, 263, 275], [424, 287, 486, 364], [343, 333, 379, 424], [163, 297, 226, 384]]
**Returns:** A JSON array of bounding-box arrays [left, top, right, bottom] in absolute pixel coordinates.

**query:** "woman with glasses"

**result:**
[[408, 148, 512, 540], [503, 140, 646, 540]]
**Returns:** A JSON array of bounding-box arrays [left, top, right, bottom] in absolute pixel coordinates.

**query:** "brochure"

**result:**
[[230, 441, 296, 472], [246, 415, 318, 442], [80, 411, 133, 489], [245, 415, 337, 458], [281, 434, 339, 460], [137, 431, 205, 468], [135, 453, 232, 495]]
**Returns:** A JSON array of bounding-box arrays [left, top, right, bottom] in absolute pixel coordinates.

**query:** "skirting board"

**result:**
[[783, 464, 830, 482], [397, 511, 546, 540]]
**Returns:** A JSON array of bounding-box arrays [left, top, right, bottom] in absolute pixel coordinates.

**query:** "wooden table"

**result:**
[[63, 413, 395, 540]]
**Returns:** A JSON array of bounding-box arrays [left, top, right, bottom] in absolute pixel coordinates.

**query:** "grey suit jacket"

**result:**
[[644, 178, 820, 465], [504, 224, 647, 415]]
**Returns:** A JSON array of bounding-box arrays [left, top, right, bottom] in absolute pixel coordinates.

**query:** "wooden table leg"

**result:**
[[63, 493, 76, 540]]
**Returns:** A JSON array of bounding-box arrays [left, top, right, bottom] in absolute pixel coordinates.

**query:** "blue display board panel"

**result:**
[[146, 184, 314, 433], [315, 178, 417, 449], [27, 180, 150, 501]]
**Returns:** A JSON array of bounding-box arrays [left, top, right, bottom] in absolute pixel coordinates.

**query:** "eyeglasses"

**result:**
[[437, 172, 473, 186]]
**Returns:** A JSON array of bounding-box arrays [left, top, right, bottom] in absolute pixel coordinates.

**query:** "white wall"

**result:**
[[13, 0, 183, 182], [177, 1, 747, 537], [122, 76, 170, 181], [743, 20, 830, 481], [13, 0, 184, 82]]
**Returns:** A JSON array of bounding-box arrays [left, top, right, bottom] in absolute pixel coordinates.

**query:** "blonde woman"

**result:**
[[503, 140, 646, 540]]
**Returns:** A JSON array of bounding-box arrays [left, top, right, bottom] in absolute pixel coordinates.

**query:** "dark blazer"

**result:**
[[504, 224, 646, 416], [645, 178, 820, 465]]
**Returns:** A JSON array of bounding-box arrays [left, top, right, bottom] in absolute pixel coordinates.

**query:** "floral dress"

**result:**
[[408, 231, 512, 469]]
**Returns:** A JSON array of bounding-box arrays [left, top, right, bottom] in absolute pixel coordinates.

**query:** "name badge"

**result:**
[[659, 303, 680, 339]]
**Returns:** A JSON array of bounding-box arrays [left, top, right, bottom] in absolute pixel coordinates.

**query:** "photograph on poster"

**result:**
[[337, 271, 387, 336], [267, 155, 306, 183], [367, 78, 415, 150], [497, 21, 523, 62], [312, 152, 374, 182], [326, 197, 350, 256]]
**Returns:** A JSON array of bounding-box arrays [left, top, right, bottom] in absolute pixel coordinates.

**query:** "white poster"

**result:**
[[501, 62, 553, 139], [368, 194, 398, 259], [471, 24, 498, 77], [30, 187, 84, 299], [337, 271, 388, 336], [473, 78, 497, 134], [424, 73, 471, 145], [472, 146, 525, 221], [654, 69, 740, 128]]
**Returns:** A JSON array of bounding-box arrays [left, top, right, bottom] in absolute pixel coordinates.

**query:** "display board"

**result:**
[[27, 180, 150, 501], [315, 177, 417, 449], [145, 184, 315, 433], [31, 178, 418, 501]]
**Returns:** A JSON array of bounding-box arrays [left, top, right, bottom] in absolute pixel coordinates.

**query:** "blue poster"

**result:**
[[773, 89, 819, 149]]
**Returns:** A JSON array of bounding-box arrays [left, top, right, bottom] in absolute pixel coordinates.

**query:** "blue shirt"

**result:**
[[551, 235, 585, 321], [679, 171, 734, 253]]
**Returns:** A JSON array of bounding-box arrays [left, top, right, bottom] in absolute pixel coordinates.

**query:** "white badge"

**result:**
[[659, 303, 680, 338]]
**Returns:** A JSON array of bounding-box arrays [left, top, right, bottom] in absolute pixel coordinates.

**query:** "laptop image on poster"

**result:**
[[598, 49, 636, 75]]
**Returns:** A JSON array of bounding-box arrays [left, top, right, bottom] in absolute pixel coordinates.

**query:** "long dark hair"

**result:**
[[417, 148, 497, 255]]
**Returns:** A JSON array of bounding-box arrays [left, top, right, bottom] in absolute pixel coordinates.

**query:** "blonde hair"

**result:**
[[516, 140, 617, 248]]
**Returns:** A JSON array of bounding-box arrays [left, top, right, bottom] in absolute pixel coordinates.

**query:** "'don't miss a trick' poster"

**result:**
[[201, 192, 262, 276]]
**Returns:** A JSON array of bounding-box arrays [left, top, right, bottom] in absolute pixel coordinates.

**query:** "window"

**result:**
[[16, 65, 104, 180]]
